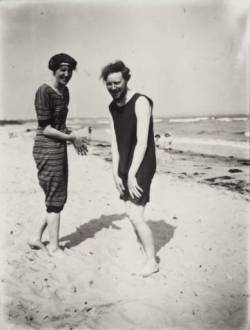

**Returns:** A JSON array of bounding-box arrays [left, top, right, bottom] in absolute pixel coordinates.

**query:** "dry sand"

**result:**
[[0, 128, 249, 330]]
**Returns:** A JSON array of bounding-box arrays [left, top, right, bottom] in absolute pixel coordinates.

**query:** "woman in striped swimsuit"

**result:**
[[29, 53, 87, 257]]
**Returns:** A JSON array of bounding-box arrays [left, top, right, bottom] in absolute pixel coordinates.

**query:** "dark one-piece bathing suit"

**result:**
[[109, 93, 156, 206]]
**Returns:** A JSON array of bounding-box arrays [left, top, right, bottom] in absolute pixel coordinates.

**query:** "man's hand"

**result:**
[[128, 174, 143, 199], [113, 173, 125, 195]]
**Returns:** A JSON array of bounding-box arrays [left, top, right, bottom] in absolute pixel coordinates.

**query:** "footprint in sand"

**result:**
[[228, 168, 243, 173], [117, 300, 171, 328]]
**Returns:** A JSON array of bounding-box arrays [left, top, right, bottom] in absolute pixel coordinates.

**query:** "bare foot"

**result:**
[[59, 241, 70, 249], [47, 246, 66, 258], [27, 239, 47, 251], [139, 243, 145, 256], [140, 259, 159, 278]]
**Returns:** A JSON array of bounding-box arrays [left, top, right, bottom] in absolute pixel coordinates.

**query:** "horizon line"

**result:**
[[0, 113, 249, 123]]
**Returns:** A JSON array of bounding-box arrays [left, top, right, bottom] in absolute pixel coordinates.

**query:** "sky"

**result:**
[[0, 0, 249, 119]]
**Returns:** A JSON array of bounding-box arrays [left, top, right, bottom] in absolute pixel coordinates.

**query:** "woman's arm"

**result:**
[[35, 85, 86, 154], [43, 125, 88, 155], [43, 125, 75, 142], [35, 86, 75, 143]]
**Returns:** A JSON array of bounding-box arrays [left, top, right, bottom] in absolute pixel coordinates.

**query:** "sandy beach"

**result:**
[[0, 126, 249, 330], [1, 0, 249, 328]]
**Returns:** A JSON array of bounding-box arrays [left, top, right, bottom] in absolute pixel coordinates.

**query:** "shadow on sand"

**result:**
[[148, 220, 176, 254], [60, 213, 176, 254], [60, 213, 126, 248]]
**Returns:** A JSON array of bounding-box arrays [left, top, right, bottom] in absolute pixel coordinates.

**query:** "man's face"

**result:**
[[105, 72, 127, 101]]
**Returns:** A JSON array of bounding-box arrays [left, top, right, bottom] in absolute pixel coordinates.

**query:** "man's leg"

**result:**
[[125, 201, 144, 255], [127, 202, 158, 276]]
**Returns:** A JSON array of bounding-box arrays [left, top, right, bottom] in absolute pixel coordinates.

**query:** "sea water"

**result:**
[[66, 115, 249, 159], [1, 115, 249, 159]]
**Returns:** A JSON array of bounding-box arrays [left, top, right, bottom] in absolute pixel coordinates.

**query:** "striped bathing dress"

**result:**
[[109, 93, 156, 206], [33, 84, 69, 213]]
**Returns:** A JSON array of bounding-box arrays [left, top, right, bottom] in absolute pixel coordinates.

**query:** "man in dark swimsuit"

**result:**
[[101, 60, 159, 277]]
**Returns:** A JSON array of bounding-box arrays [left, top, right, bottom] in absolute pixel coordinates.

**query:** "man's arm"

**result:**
[[128, 96, 151, 177], [109, 113, 125, 194], [108, 113, 119, 175]]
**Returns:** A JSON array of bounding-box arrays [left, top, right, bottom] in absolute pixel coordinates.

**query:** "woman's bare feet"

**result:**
[[140, 259, 159, 277]]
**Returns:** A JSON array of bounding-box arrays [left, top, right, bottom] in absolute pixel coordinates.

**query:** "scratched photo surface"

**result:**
[[0, 1, 249, 329]]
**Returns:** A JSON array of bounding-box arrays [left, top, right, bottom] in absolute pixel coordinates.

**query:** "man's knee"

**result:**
[[128, 205, 144, 226], [129, 214, 140, 226]]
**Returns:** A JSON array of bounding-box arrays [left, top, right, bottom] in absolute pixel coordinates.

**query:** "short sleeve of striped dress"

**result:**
[[35, 85, 51, 127]]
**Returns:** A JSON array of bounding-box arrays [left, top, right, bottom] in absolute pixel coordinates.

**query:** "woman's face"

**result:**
[[54, 65, 73, 86], [106, 72, 127, 101]]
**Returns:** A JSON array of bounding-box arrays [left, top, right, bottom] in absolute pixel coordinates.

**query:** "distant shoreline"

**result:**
[[0, 120, 31, 126], [0, 114, 249, 126]]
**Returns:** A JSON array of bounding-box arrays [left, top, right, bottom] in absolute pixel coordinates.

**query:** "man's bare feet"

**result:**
[[27, 239, 46, 251], [140, 259, 159, 277], [47, 245, 66, 258]]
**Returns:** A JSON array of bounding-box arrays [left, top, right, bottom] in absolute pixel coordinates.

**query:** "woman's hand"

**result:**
[[70, 133, 88, 155], [74, 137, 88, 155], [113, 173, 125, 195], [128, 173, 143, 199]]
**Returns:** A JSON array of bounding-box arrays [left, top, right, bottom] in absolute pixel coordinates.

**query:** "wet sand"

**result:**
[[92, 141, 250, 201]]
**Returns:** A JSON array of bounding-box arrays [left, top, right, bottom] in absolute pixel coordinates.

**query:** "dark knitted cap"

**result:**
[[48, 53, 77, 71]]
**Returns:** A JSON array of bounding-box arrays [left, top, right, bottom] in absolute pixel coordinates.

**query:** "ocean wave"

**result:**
[[104, 129, 111, 135], [98, 118, 163, 125], [173, 137, 249, 150], [169, 117, 209, 123], [216, 117, 248, 122], [97, 120, 109, 124]]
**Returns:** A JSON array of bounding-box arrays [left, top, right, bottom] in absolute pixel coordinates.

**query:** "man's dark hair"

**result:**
[[100, 60, 131, 82]]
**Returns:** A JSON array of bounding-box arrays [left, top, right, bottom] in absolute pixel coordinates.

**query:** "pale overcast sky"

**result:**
[[0, 0, 249, 119]]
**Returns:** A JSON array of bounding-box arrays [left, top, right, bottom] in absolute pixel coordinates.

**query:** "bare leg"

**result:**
[[28, 216, 47, 250], [46, 212, 65, 257], [125, 201, 144, 255], [127, 202, 158, 277]]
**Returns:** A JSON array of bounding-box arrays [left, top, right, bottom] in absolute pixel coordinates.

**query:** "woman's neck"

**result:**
[[53, 82, 64, 94]]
